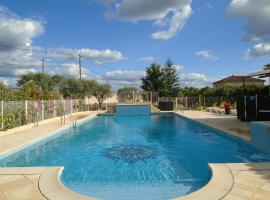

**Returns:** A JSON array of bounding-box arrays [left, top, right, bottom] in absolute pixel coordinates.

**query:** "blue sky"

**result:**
[[0, 0, 269, 89]]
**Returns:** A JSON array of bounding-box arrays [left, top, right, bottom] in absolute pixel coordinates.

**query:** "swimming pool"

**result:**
[[0, 113, 270, 199]]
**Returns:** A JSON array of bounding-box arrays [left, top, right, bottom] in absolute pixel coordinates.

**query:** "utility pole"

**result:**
[[42, 58, 45, 73], [79, 54, 82, 80]]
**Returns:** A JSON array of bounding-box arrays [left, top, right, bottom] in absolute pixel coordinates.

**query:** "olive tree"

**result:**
[[92, 83, 112, 108]]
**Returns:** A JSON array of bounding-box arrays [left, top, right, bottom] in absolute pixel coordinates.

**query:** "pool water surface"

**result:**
[[0, 113, 270, 200]]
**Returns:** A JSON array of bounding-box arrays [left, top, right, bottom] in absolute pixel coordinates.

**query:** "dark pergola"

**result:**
[[243, 64, 270, 96]]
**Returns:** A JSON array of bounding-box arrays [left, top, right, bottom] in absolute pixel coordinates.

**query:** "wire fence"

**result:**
[[159, 96, 229, 110], [0, 99, 108, 131], [117, 92, 159, 105], [0, 95, 233, 131]]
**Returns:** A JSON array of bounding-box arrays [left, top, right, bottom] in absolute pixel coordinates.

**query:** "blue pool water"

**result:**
[[1, 113, 270, 199]]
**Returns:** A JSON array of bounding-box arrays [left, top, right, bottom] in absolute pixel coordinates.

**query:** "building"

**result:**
[[213, 75, 265, 88]]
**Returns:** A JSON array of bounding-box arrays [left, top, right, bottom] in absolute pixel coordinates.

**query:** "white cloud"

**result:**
[[227, 0, 270, 42], [47, 47, 125, 64], [0, 77, 18, 87], [0, 4, 44, 79], [98, 70, 145, 87], [175, 64, 185, 71], [82, 0, 116, 5], [139, 56, 156, 63], [49, 63, 90, 78], [108, 0, 192, 40], [0, 5, 44, 48], [0, 4, 126, 81], [244, 43, 270, 59], [179, 73, 217, 88], [227, 0, 270, 58], [195, 50, 218, 60], [151, 4, 192, 40]]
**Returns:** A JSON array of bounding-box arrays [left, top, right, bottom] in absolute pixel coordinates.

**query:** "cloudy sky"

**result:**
[[0, 0, 269, 89]]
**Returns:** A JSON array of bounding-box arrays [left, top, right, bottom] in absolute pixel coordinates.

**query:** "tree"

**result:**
[[92, 83, 112, 108], [117, 87, 139, 102], [141, 59, 180, 97], [0, 82, 17, 101], [18, 82, 43, 100], [59, 78, 83, 99], [179, 87, 200, 97], [17, 73, 64, 100], [80, 79, 98, 98], [161, 58, 180, 97], [141, 63, 164, 94]]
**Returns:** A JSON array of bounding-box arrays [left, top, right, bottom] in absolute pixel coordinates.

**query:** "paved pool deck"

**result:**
[[0, 110, 269, 199], [176, 110, 251, 141]]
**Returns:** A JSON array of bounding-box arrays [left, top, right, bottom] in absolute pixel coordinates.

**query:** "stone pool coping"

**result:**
[[0, 111, 269, 199], [1, 163, 270, 200]]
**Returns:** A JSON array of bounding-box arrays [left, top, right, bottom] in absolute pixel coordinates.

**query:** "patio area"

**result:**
[[176, 110, 251, 141]]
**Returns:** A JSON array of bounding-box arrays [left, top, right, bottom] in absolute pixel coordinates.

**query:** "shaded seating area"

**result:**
[[237, 64, 270, 121]]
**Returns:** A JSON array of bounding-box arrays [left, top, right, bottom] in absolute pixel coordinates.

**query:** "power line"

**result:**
[[0, 44, 120, 72], [79, 54, 82, 80], [42, 58, 45, 73], [0, 44, 79, 57]]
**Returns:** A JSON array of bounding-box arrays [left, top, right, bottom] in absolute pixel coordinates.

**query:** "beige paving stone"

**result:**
[[235, 171, 269, 188], [0, 175, 31, 191], [3, 186, 44, 200], [0, 191, 9, 200], [261, 180, 270, 192], [229, 183, 255, 199], [232, 170, 240, 176], [227, 163, 270, 172], [176, 111, 251, 140], [222, 194, 248, 200], [24, 174, 40, 185], [251, 189, 270, 200]]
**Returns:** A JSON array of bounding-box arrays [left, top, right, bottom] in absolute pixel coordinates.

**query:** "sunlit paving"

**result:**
[[0, 0, 270, 200]]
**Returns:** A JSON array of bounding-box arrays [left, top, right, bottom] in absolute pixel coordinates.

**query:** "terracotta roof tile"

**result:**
[[213, 75, 265, 84]]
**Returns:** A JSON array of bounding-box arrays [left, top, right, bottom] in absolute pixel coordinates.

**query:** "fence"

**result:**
[[117, 91, 158, 105], [0, 96, 228, 131], [0, 99, 107, 131], [159, 96, 226, 110]]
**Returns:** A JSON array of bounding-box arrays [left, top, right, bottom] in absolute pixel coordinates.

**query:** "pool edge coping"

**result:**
[[172, 164, 234, 200], [0, 111, 269, 200], [0, 163, 235, 200]]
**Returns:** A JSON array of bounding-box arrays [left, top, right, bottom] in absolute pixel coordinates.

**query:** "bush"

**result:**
[[0, 109, 26, 131], [106, 104, 116, 113]]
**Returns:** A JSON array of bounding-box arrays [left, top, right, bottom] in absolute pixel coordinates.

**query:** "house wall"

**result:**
[[214, 81, 264, 88]]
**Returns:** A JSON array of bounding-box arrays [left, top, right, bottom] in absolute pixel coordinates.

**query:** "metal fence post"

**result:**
[[53, 100, 56, 118], [25, 100, 28, 122], [70, 99, 73, 114], [41, 100, 44, 121], [63, 99, 66, 124], [1, 101, 3, 130]]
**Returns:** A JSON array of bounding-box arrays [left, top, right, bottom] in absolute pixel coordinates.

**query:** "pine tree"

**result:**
[[161, 58, 180, 97], [141, 63, 164, 93]]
